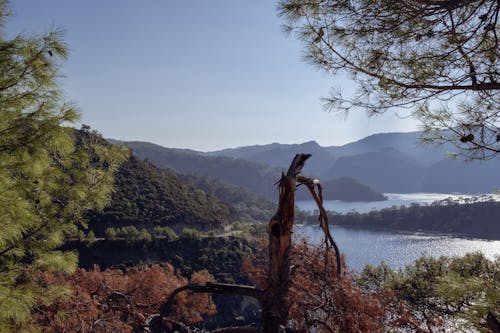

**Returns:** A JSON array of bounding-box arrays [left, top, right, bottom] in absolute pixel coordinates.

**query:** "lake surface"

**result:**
[[295, 193, 500, 270], [296, 192, 497, 214], [297, 225, 500, 271]]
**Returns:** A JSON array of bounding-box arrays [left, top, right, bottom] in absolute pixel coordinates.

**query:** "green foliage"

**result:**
[[358, 253, 500, 332], [104, 226, 153, 242], [88, 156, 232, 236], [180, 174, 276, 223], [278, 0, 500, 158], [152, 225, 178, 241], [180, 227, 202, 240], [229, 221, 267, 239], [0, 3, 126, 330], [300, 201, 500, 239]]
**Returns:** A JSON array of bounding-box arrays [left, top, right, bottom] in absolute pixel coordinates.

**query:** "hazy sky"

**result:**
[[6, 1, 419, 151]]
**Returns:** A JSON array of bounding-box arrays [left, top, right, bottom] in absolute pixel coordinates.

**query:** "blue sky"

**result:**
[[6, 1, 418, 151]]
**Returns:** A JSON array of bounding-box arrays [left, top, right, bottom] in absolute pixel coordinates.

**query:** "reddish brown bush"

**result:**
[[34, 264, 215, 332], [244, 239, 419, 333]]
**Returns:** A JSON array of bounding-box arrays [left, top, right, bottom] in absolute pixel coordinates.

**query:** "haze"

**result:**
[[6, 1, 419, 151]]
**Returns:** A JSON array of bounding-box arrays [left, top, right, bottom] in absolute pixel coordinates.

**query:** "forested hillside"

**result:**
[[208, 132, 500, 194], [87, 156, 233, 236], [114, 140, 389, 202], [179, 174, 276, 222], [118, 141, 280, 200], [299, 200, 500, 240]]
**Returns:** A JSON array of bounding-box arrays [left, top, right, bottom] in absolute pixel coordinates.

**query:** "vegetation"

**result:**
[[180, 174, 276, 222], [119, 141, 280, 199], [87, 156, 232, 237], [0, 3, 127, 330], [299, 200, 500, 239], [279, 0, 499, 159], [359, 252, 500, 332], [32, 265, 215, 332], [2, 1, 498, 331]]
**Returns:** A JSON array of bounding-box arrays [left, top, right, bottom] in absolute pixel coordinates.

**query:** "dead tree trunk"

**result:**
[[262, 154, 311, 332], [151, 154, 340, 333]]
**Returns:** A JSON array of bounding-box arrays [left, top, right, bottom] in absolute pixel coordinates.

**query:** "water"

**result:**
[[297, 225, 500, 271], [296, 192, 498, 214], [295, 193, 500, 270]]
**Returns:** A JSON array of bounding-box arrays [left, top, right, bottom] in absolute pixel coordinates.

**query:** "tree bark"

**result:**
[[262, 154, 311, 333], [152, 154, 338, 333]]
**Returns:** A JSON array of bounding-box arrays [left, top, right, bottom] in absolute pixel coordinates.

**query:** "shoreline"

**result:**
[[299, 223, 500, 242]]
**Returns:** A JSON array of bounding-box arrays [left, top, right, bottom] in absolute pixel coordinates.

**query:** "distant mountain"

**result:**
[[327, 148, 425, 193], [204, 131, 500, 194], [111, 129, 500, 198], [325, 131, 452, 167], [114, 141, 282, 200], [421, 159, 500, 193], [296, 177, 387, 202], [207, 140, 334, 177], [87, 156, 233, 236]]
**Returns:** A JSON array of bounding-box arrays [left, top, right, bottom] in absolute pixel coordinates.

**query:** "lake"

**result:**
[[296, 192, 498, 214], [295, 193, 500, 270], [297, 225, 500, 271]]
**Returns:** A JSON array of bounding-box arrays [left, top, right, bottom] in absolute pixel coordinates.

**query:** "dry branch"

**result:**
[[297, 176, 342, 275], [151, 154, 341, 333]]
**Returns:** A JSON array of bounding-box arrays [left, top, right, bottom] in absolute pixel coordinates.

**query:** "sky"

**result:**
[[5, 1, 419, 151]]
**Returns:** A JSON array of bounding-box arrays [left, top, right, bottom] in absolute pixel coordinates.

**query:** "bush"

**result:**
[[152, 226, 178, 241], [180, 227, 202, 240]]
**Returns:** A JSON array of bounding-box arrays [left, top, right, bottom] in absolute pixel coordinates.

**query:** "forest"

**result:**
[[1, 0, 499, 332], [298, 200, 500, 240]]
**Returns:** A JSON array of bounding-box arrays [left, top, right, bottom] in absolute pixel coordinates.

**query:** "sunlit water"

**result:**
[[296, 226, 500, 271], [296, 192, 498, 214]]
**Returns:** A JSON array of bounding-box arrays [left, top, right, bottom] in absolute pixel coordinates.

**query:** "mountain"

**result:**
[[207, 140, 335, 177], [204, 131, 500, 194], [87, 156, 233, 236], [114, 140, 387, 202], [178, 174, 276, 222], [111, 129, 500, 199], [114, 141, 282, 200], [421, 158, 500, 193], [326, 148, 425, 193], [325, 131, 453, 167], [296, 177, 387, 201]]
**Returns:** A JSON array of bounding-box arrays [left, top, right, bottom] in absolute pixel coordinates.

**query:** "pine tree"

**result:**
[[0, 1, 127, 330], [278, 0, 499, 159]]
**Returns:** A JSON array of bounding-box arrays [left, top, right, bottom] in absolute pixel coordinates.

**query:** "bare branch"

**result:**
[[297, 176, 342, 275]]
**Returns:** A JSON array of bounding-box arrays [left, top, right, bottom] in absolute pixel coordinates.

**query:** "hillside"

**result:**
[[110, 131, 500, 198], [113, 140, 390, 202], [207, 131, 500, 194], [87, 156, 233, 236], [118, 141, 281, 200], [325, 131, 452, 166], [421, 158, 500, 193], [313, 201, 500, 240], [179, 174, 276, 222], [208, 140, 334, 177], [296, 177, 387, 201], [327, 148, 425, 193]]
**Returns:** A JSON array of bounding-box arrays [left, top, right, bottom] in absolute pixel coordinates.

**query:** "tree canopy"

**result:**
[[278, 0, 499, 159], [0, 2, 127, 330]]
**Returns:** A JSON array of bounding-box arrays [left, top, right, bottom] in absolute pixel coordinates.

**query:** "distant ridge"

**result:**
[[205, 131, 500, 194], [110, 129, 500, 197]]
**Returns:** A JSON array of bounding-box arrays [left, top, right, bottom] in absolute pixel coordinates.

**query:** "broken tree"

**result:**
[[150, 154, 341, 333]]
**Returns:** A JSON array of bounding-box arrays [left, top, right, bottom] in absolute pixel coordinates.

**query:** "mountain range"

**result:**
[[110, 130, 500, 206], [206, 131, 500, 194]]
